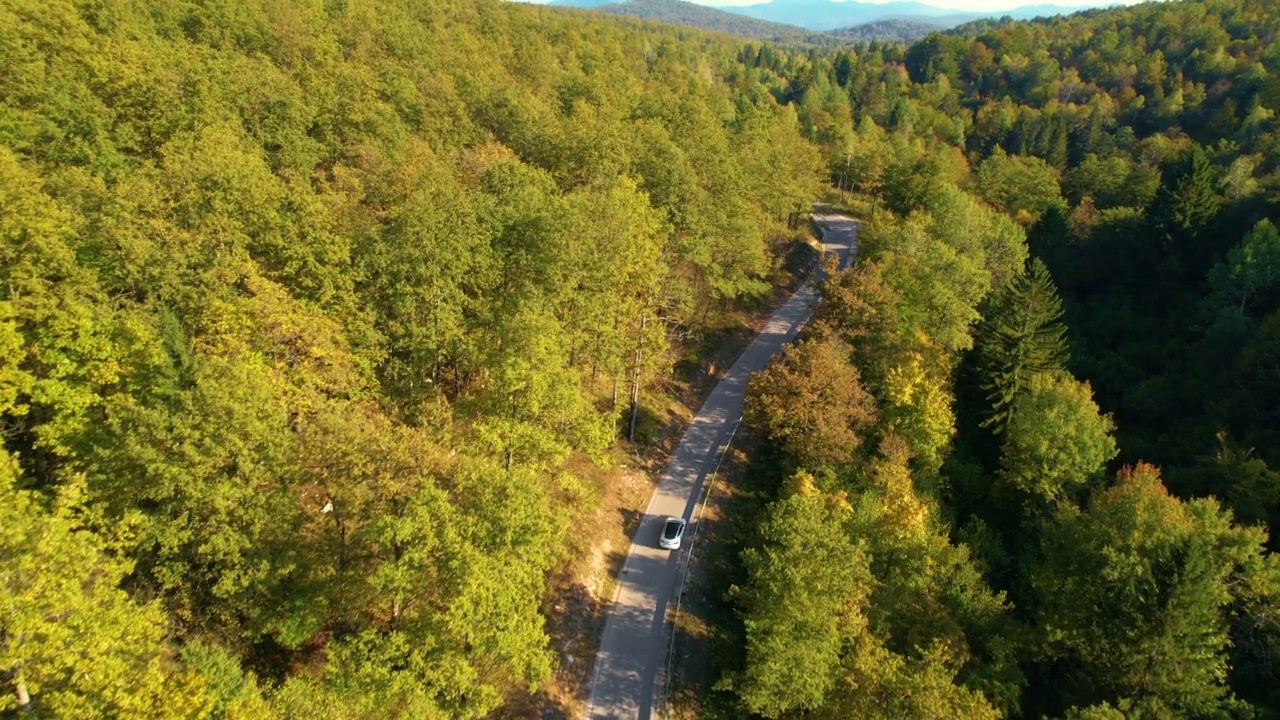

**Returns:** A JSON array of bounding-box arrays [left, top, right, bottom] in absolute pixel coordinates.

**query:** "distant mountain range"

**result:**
[[827, 18, 943, 42], [592, 0, 832, 42], [723, 0, 976, 30], [548, 0, 1103, 33]]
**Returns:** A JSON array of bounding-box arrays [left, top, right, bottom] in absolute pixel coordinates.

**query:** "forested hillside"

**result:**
[[593, 0, 827, 43], [13, 0, 1280, 716], [827, 18, 941, 43], [714, 0, 1280, 717], [0, 0, 824, 716]]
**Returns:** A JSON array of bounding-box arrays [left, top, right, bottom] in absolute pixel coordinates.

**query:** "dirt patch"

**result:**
[[509, 460, 655, 720]]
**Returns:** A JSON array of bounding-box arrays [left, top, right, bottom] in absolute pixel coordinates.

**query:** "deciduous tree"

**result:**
[[1, 456, 208, 718], [999, 372, 1117, 504], [745, 336, 877, 469], [1032, 464, 1264, 715], [735, 473, 871, 717]]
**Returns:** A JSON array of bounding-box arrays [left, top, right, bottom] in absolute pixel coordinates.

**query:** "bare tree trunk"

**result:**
[[628, 314, 646, 441], [611, 377, 620, 436], [627, 374, 640, 442], [15, 673, 30, 713], [336, 514, 348, 570]]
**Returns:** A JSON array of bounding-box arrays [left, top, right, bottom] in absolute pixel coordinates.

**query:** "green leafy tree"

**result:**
[[560, 177, 670, 440], [976, 147, 1065, 224], [999, 372, 1117, 504], [1225, 533, 1280, 712], [83, 352, 305, 643], [0, 0, 862, 714], [850, 437, 1022, 715], [354, 150, 496, 415], [1058, 701, 1127, 719], [904, 32, 966, 85], [735, 473, 872, 717], [1065, 154, 1158, 210], [180, 641, 276, 720], [882, 151, 943, 216], [821, 641, 1002, 720], [881, 351, 956, 475], [865, 214, 991, 354], [843, 117, 891, 205], [733, 101, 825, 228], [926, 184, 1029, 294], [1209, 219, 1280, 317], [0, 147, 119, 483], [298, 410, 558, 718], [1032, 463, 1268, 716], [1, 455, 209, 717]]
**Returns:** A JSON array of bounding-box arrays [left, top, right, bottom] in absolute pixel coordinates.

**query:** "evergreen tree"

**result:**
[[1155, 144, 1221, 263], [976, 258, 1071, 434]]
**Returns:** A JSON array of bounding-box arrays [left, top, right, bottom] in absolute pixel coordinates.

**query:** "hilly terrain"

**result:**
[[677, 0, 1280, 718], [589, 0, 941, 42], [827, 17, 942, 41], [8, 0, 1280, 718], [593, 0, 828, 42], [553, 0, 1104, 30], [729, 0, 984, 29], [0, 0, 822, 716]]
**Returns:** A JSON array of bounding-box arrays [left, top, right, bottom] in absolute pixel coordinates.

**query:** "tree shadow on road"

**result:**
[[666, 434, 787, 719]]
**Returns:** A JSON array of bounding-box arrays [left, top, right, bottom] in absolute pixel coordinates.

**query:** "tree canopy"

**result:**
[[0, 0, 824, 713], [721, 1, 1280, 716]]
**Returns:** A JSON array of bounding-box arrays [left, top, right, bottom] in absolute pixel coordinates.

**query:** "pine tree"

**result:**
[[1158, 145, 1220, 239], [976, 258, 1070, 434], [1046, 115, 1069, 169]]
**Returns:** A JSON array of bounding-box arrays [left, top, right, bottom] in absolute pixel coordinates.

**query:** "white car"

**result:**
[[659, 516, 686, 550]]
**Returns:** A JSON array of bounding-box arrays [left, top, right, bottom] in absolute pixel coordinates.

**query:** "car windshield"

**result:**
[[663, 520, 682, 539]]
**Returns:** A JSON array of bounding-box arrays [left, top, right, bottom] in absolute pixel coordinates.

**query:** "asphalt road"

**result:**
[[584, 213, 858, 720]]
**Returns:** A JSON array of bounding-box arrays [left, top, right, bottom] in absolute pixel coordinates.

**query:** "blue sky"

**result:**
[[528, 0, 1150, 11], [694, 0, 1149, 9]]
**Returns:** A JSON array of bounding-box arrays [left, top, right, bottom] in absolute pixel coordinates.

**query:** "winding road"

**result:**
[[584, 212, 859, 720]]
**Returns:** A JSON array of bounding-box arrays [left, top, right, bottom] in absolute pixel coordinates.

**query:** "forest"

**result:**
[[0, 0, 823, 716], [8, 0, 1280, 717], [719, 0, 1280, 717]]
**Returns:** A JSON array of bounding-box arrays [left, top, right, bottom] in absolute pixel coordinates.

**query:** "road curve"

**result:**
[[584, 214, 858, 720]]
